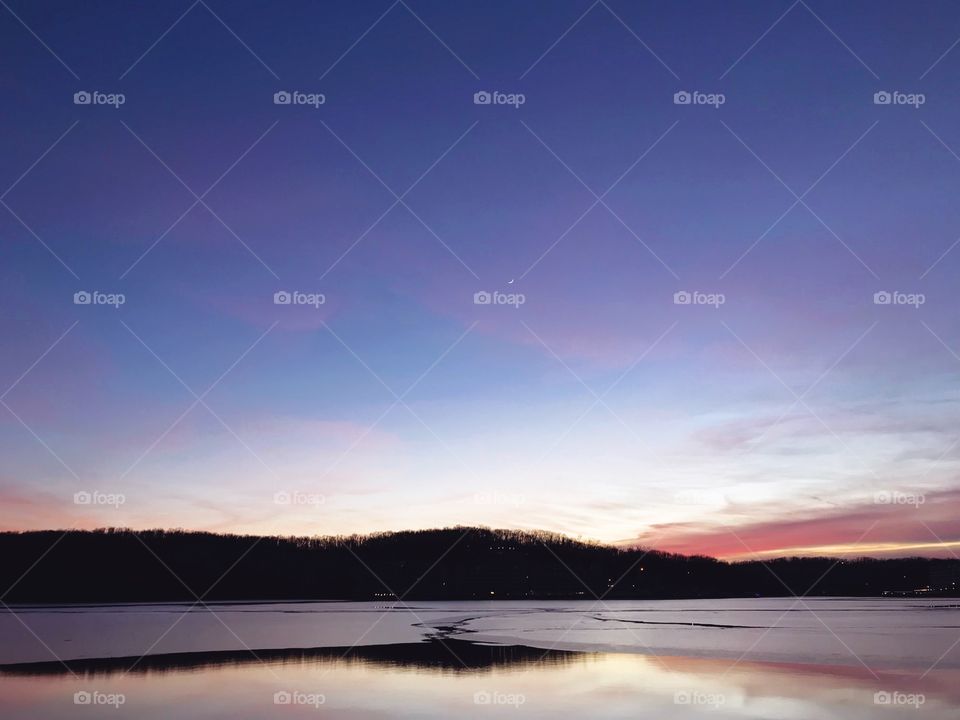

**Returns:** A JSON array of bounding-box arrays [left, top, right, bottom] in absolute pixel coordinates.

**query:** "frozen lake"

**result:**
[[1, 598, 958, 718]]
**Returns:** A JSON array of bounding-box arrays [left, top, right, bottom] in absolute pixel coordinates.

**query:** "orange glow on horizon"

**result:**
[[719, 539, 960, 561]]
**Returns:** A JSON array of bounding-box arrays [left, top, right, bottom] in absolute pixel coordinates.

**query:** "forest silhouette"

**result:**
[[1, 527, 956, 603]]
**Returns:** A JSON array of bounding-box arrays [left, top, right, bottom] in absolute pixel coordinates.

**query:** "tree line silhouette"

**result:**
[[1, 527, 956, 603]]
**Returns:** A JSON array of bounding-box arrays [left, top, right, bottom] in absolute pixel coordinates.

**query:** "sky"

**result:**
[[2, 0, 960, 560]]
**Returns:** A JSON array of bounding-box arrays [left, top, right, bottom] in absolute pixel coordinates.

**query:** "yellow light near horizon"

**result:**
[[722, 539, 960, 560]]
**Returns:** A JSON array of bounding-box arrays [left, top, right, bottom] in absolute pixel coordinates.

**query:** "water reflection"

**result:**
[[0, 639, 578, 676], [1, 640, 958, 719]]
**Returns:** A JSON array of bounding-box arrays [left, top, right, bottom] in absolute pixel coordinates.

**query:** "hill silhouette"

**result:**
[[1, 526, 957, 603]]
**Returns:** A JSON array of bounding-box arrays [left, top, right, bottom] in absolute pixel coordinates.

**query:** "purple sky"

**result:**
[[3, 0, 960, 558]]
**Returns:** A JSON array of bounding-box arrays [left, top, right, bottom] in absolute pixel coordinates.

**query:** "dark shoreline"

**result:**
[[3, 528, 958, 603]]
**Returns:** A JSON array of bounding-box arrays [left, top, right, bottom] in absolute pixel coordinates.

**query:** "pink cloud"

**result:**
[[633, 487, 960, 559]]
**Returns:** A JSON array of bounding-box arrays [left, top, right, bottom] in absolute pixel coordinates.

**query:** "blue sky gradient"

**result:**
[[3, 0, 960, 557]]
